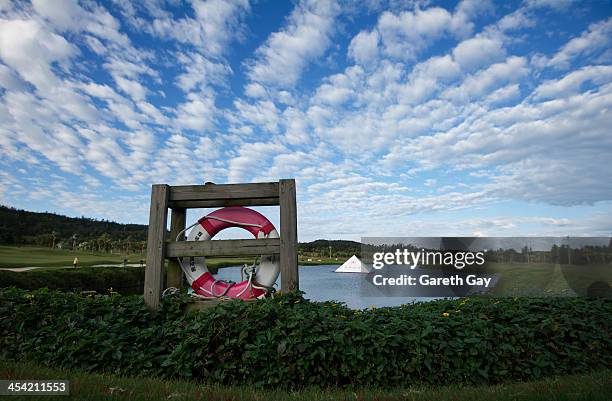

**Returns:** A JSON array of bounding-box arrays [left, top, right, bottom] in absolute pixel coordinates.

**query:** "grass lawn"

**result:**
[[0, 360, 610, 401], [0, 245, 258, 270], [299, 256, 343, 265], [0, 245, 145, 268], [484, 262, 611, 297], [0, 245, 344, 270]]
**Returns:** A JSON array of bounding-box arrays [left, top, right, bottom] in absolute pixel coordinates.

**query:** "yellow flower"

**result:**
[[442, 312, 450, 317]]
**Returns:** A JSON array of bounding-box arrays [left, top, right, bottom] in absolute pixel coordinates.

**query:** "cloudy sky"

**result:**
[[0, 0, 611, 241]]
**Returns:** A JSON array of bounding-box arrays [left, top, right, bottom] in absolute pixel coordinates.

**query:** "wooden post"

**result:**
[[144, 180, 298, 310], [167, 208, 186, 290], [279, 179, 298, 292], [144, 184, 169, 311]]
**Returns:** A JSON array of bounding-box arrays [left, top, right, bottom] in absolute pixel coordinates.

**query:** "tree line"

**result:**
[[1, 205, 364, 256], [484, 243, 612, 265], [298, 239, 362, 258], [0, 205, 147, 251]]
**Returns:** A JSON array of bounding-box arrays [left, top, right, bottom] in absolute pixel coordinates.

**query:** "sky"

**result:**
[[0, 0, 611, 241]]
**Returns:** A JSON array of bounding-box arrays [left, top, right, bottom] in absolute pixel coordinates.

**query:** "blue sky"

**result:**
[[0, 0, 611, 241]]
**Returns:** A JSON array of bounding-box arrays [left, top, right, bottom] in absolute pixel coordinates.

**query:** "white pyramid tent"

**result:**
[[335, 255, 370, 273]]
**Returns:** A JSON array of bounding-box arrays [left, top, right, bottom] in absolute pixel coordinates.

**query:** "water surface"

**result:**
[[214, 264, 438, 309]]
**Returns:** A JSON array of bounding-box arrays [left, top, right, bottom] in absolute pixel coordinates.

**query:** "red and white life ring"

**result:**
[[178, 206, 280, 300]]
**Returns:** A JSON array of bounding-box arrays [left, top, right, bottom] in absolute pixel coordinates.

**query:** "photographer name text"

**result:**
[[372, 274, 492, 288]]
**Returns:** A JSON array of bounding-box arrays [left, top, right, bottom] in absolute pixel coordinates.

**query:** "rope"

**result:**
[[235, 262, 257, 298], [175, 221, 199, 242], [200, 215, 263, 229], [210, 279, 235, 297], [175, 216, 263, 242], [162, 287, 180, 298]]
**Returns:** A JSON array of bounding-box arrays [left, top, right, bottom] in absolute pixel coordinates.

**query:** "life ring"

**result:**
[[178, 206, 280, 300]]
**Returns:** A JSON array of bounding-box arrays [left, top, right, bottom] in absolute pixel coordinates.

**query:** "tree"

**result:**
[[97, 233, 112, 253]]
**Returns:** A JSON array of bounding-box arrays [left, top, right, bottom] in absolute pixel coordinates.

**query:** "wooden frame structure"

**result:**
[[144, 179, 298, 311]]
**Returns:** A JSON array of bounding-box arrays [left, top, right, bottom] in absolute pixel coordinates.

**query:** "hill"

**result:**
[[298, 239, 362, 258], [0, 205, 147, 248], [0, 205, 363, 254]]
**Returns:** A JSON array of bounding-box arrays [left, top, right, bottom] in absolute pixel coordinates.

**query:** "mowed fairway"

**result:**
[[484, 262, 611, 297], [0, 245, 144, 269], [0, 245, 253, 270]]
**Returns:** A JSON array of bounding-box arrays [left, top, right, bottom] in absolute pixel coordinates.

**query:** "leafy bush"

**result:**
[[0, 267, 144, 294], [0, 288, 610, 389]]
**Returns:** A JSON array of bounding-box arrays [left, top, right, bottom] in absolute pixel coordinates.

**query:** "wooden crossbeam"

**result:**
[[169, 197, 279, 208], [166, 238, 280, 257], [170, 182, 279, 200]]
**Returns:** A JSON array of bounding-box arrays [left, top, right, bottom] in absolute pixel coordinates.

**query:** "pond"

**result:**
[[213, 264, 439, 309]]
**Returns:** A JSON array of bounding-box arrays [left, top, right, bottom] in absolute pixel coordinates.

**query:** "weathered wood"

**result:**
[[166, 238, 280, 258], [144, 184, 169, 312], [279, 179, 298, 292], [170, 182, 279, 202], [169, 197, 279, 208], [144, 180, 299, 311], [167, 208, 186, 289]]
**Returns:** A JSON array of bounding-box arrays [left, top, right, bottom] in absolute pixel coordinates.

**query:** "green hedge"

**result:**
[[0, 267, 144, 294], [0, 288, 610, 389]]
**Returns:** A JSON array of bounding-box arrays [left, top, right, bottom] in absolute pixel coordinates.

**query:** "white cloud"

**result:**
[[534, 65, 612, 99], [442, 56, 528, 103], [175, 52, 230, 93], [0, 63, 25, 90], [362, 0, 492, 62], [526, 0, 576, 11], [384, 79, 612, 205], [497, 8, 534, 31], [191, 0, 250, 57], [485, 83, 521, 105], [449, 0, 493, 38], [547, 17, 612, 69], [377, 7, 452, 60], [244, 82, 268, 98], [282, 107, 311, 145], [32, 0, 85, 30], [348, 29, 379, 66], [231, 99, 282, 134], [452, 36, 506, 71], [246, 0, 340, 87], [0, 19, 76, 91], [314, 83, 353, 105], [33, 0, 132, 50], [174, 92, 216, 132], [115, 0, 249, 57], [114, 76, 147, 101], [396, 55, 461, 104], [227, 142, 286, 182]]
